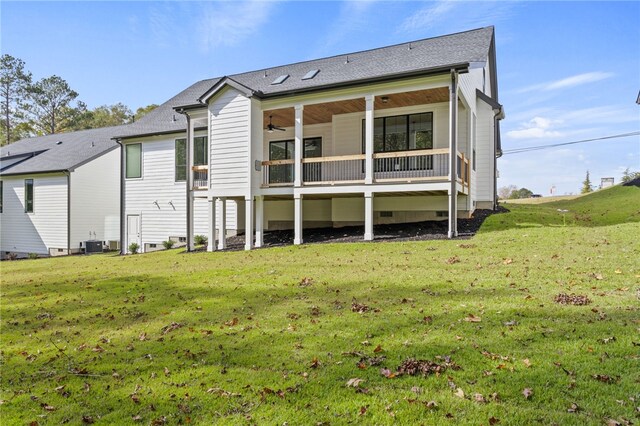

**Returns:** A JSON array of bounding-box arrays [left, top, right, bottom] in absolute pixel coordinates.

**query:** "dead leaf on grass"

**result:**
[[446, 256, 460, 264], [522, 388, 533, 400], [554, 293, 591, 305], [346, 378, 365, 388], [454, 388, 465, 398], [161, 322, 183, 334], [464, 314, 482, 323]]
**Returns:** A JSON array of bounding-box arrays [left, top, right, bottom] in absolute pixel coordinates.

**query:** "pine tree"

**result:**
[[0, 55, 33, 145], [581, 171, 593, 194]]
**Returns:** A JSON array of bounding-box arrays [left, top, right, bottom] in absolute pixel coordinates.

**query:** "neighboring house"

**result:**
[[115, 26, 503, 253], [600, 177, 614, 189], [0, 127, 121, 258]]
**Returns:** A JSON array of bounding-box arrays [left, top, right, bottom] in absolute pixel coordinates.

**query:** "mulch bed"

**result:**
[[218, 208, 504, 251]]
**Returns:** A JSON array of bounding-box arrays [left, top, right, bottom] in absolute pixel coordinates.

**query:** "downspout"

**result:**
[[64, 170, 71, 255], [175, 109, 193, 252], [115, 139, 126, 254], [492, 107, 504, 211], [448, 69, 458, 239]]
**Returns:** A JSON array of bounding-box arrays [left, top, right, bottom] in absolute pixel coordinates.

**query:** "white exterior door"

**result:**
[[126, 215, 140, 252]]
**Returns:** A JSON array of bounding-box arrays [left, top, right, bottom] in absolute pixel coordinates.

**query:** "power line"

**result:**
[[501, 131, 640, 155]]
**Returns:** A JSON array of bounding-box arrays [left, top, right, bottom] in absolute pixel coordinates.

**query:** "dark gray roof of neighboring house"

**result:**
[[0, 126, 123, 176], [117, 26, 496, 139]]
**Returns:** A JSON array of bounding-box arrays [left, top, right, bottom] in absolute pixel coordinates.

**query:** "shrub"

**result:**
[[128, 242, 140, 254], [7, 252, 18, 261], [194, 235, 208, 246], [162, 240, 175, 250], [28, 253, 39, 260]]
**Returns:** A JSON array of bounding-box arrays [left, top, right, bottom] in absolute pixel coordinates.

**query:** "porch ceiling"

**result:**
[[263, 87, 449, 128]]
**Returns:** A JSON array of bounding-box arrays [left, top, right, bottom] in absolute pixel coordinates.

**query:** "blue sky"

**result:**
[[2, 1, 639, 195]]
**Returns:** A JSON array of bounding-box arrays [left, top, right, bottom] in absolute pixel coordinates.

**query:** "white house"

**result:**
[[0, 127, 121, 258], [116, 26, 504, 253]]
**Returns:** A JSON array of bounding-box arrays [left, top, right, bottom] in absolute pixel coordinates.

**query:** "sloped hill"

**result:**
[[482, 185, 640, 231]]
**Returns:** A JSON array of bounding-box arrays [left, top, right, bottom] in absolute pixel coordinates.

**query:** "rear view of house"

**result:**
[[0, 127, 121, 258], [159, 26, 504, 251]]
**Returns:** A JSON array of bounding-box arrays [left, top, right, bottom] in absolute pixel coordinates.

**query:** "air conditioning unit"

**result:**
[[84, 240, 103, 254], [107, 240, 120, 251]]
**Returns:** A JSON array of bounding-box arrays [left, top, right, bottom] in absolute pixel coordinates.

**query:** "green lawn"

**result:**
[[1, 186, 639, 425]]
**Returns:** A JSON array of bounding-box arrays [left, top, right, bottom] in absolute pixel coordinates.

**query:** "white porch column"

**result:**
[[186, 116, 195, 251], [364, 95, 374, 184], [364, 192, 374, 241], [294, 194, 303, 245], [448, 71, 459, 239], [255, 195, 264, 248], [244, 196, 253, 251], [217, 197, 227, 250], [207, 198, 216, 252], [294, 104, 304, 187]]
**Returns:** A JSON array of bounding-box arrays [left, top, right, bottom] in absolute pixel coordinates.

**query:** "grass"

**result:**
[[1, 185, 639, 425]]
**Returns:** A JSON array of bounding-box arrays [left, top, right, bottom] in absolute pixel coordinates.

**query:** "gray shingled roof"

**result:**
[[0, 126, 123, 175], [226, 26, 494, 98], [112, 78, 220, 139], [115, 27, 495, 139]]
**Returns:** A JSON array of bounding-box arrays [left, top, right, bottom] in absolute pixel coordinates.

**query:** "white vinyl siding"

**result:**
[[70, 149, 120, 249], [123, 135, 237, 250], [0, 174, 68, 255], [474, 102, 496, 202], [209, 88, 251, 191]]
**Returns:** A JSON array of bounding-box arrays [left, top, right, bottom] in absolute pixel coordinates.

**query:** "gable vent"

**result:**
[[271, 74, 289, 85], [302, 69, 320, 80]]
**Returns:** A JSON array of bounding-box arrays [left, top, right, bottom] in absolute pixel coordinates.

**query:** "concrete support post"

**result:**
[[244, 196, 253, 251], [364, 95, 374, 185], [294, 105, 304, 187], [448, 70, 459, 239], [207, 198, 216, 252], [255, 196, 264, 248], [364, 192, 374, 241], [217, 197, 227, 250], [294, 194, 303, 245]]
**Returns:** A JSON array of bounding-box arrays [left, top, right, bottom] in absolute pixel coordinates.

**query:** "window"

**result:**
[[24, 179, 33, 213], [362, 112, 434, 172], [176, 137, 208, 182], [472, 113, 477, 171], [268, 138, 322, 184], [175, 139, 186, 181], [362, 112, 433, 153], [125, 143, 142, 179]]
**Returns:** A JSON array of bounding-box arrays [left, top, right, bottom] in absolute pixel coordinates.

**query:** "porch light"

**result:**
[[381, 96, 389, 104]]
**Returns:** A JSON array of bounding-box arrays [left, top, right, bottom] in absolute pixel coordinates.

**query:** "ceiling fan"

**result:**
[[266, 115, 286, 132]]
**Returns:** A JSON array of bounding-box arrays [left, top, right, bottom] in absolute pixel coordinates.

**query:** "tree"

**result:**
[[621, 168, 640, 184], [0, 54, 32, 145], [69, 103, 133, 130], [498, 185, 517, 199], [509, 187, 534, 199], [27, 75, 79, 134], [134, 104, 158, 121], [581, 170, 593, 194]]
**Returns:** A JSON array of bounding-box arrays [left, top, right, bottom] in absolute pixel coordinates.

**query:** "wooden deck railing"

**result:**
[[260, 149, 470, 189], [192, 165, 208, 190]]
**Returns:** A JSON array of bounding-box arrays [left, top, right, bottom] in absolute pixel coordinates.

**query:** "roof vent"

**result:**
[[271, 74, 289, 85], [302, 69, 320, 80], [344, 55, 350, 64], [56, 141, 63, 145]]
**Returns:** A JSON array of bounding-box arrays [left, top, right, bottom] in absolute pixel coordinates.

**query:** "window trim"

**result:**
[[125, 143, 142, 179], [24, 178, 34, 213]]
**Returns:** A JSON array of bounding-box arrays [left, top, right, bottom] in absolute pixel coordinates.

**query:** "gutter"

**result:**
[[115, 139, 126, 255]]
